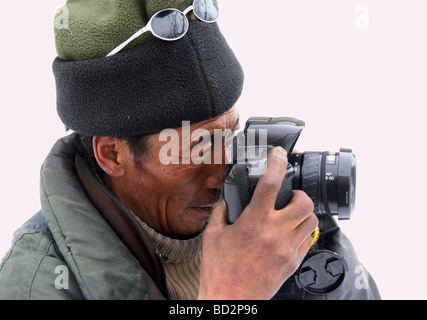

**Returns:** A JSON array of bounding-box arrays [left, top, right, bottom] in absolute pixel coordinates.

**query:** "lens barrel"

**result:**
[[289, 149, 356, 220]]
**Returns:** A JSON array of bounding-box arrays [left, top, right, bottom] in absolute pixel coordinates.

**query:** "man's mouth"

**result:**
[[190, 203, 217, 217], [189, 191, 222, 217], [192, 204, 216, 210]]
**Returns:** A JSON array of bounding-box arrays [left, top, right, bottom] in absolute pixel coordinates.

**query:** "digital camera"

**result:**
[[223, 117, 356, 224]]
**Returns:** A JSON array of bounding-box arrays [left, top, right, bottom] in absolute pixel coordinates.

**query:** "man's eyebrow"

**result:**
[[189, 114, 241, 148]]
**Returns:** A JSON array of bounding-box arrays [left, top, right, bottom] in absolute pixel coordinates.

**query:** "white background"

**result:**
[[1, 0, 426, 300]]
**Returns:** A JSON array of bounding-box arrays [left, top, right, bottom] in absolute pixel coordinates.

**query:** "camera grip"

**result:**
[[223, 163, 295, 224], [274, 169, 294, 210], [223, 164, 249, 224]]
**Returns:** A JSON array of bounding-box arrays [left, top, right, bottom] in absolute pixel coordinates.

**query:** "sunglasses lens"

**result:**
[[151, 10, 189, 40], [193, 0, 219, 22]]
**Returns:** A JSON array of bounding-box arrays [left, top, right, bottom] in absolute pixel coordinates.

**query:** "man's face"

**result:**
[[113, 107, 240, 239]]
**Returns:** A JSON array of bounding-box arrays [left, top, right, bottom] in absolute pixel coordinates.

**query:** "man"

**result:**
[[0, 0, 380, 300]]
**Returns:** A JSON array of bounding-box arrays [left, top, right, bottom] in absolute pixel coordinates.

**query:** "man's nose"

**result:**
[[204, 163, 229, 190]]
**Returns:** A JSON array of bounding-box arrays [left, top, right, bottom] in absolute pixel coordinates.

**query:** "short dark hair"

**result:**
[[74, 133, 152, 178]]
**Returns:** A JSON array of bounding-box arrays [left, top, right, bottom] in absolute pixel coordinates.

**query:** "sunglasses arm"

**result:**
[[106, 26, 149, 57], [183, 5, 195, 16]]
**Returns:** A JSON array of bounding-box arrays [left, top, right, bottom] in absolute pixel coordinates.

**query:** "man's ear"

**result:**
[[92, 137, 127, 177]]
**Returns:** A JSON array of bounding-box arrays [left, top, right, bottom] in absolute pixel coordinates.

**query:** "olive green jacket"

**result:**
[[0, 134, 165, 299]]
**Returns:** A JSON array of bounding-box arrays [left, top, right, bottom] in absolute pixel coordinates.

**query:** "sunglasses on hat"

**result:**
[[107, 0, 219, 57]]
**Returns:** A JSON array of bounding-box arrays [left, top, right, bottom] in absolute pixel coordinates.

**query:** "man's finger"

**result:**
[[277, 190, 315, 229], [297, 235, 315, 261], [248, 147, 289, 214], [294, 213, 319, 246], [207, 200, 228, 232]]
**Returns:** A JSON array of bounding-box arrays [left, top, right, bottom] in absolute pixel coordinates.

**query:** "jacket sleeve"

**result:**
[[308, 215, 381, 300]]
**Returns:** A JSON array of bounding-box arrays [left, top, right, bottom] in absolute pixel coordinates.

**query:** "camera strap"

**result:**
[[234, 164, 252, 211]]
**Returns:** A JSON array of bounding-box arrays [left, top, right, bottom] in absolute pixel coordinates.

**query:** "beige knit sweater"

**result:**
[[134, 216, 202, 300]]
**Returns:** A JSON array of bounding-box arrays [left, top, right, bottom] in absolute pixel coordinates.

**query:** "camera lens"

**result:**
[[289, 149, 356, 220]]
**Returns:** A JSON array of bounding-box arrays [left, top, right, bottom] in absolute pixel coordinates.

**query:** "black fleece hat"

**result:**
[[52, 1, 244, 137]]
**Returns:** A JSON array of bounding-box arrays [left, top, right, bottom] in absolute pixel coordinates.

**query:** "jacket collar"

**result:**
[[40, 134, 165, 299]]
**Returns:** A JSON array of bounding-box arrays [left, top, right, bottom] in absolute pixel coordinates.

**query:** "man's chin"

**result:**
[[174, 209, 213, 240]]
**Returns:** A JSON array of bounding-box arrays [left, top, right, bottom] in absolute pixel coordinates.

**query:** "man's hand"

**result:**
[[198, 147, 318, 300]]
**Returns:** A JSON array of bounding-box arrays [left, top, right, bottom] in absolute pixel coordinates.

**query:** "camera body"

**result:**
[[223, 117, 356, 224]]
